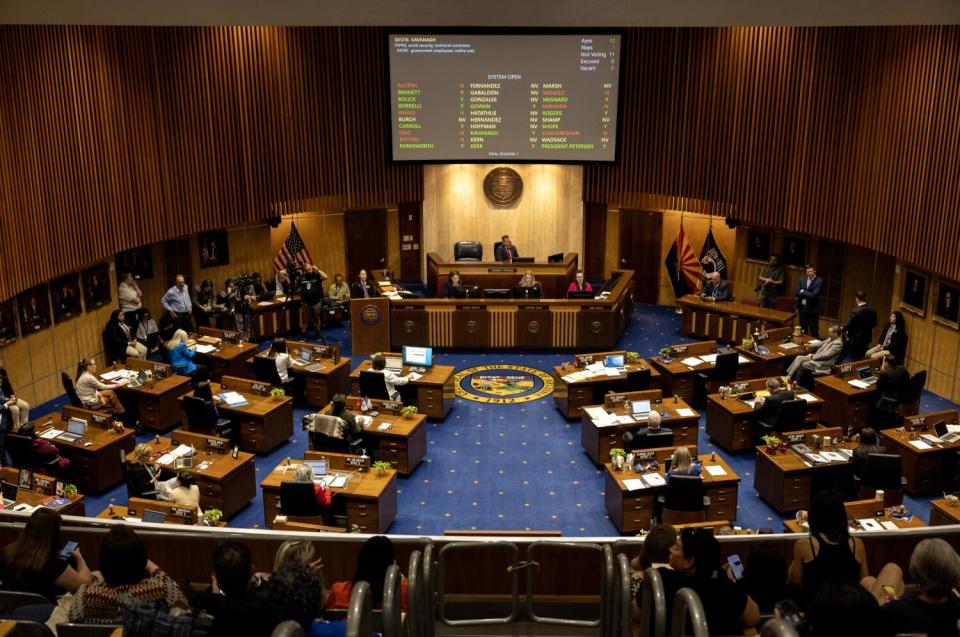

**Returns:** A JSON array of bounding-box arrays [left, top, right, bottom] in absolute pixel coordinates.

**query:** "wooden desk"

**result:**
[[783, 499, 926, 533], [96, 497, 208, 525], [880, 410, 960, 494], [426, 252, 579, 300], [260, 453, 397, 533], [929, 499, 960, 526], [248, 296, 301, 339], [705, 378, 823, 453], [734, 327, 817, 378], [184, 376, 294, 454], [604, 453, 740, 534], [125, 430, 256, 519], [677, 294, 795, 343], [110, 359, 193, 431], [194, 327, 259, 382], [579, 390, 699, 465], [284, 340, 352, 408], [813, 359, 883, 431], [753, 426, 850, 513], [0, 467, 86, 517], [30, 407, 136, 492], [647, 341, 755, 403], [317, 398, 428, 475], [350, 356, 455, 420], [552, 353, 661, 420]]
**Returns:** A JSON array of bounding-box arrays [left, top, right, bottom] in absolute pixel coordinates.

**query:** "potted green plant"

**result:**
[[202, 508, 223, 526], [270, 387, 286, 401], [62, 483, 78, 498], [741, 337, 754, 349], [372, 460, 392, 475], [658, 347, 672, 360], [610, 447, 627, 470], [625, 351, 639, 364], [400, 405, 419, 419], [761, 434, 783, 454]]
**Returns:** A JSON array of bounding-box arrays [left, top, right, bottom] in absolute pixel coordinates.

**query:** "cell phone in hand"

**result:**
[[775, 599, 802, 628], [726, 553, 744, 581], [59, 540, 78, 561]]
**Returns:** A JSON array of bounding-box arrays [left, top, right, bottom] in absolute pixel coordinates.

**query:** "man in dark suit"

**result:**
[[794, 263, 823, 337], [494, 235, 519, 262], [752, 378, 796, 428], [841, 290, 878, 360], [875, 356, 910, 405], [699, 271, 731, 301]]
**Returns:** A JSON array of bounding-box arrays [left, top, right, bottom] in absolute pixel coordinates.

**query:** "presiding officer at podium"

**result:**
[[351, 269, 379, 299], [699, 271, 730, 301], [494, 235, 519, 262]]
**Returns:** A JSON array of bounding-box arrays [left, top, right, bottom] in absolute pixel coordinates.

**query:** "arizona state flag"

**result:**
[[664, 224, 702, 298], [699, 227, 729, 280]]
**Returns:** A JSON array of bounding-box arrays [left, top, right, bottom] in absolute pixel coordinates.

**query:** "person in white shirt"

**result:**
[[370, 354, 419, 401], [269, 337, 294, 383], [74, 358, 127, 414], [117, 272, 143, 324], [159, 471, 202, 514]]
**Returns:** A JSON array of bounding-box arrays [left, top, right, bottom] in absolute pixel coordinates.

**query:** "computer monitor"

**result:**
[[547, 253, 564, 263], [513, 257, 535, 263], [605, 354, 625, 368], [402, 346, 433, 368], [1, 481, 18, 502], [299, 348, 313, 362], [483, 288, 510, 299], [452, 285, 482, 299], [67, 417, 86, 437], [933, 420, 949, 437], [568, 290, 595, 300], [142, 509, 167, 524], [856, 366, 874, 380], [175, 456, 194, 469], [304, 459, 327, 477], [512, 285, 541, 299], [631, 400, 651, 417]]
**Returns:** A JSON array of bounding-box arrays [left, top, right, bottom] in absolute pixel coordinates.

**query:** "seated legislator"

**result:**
[[667, 447, 702, 477], [852, 427, 886, 480], [866, 311, 908, 361], [442, 270, 462, 298], [752, 378, 795, 423], [103, 309, 147, 363], [699, 271, 731, 301], [875, 355, 910, 405], [165, 329, 198, 376], [294, 462, 332, 509], [18, 423, 70, 475], [351, 269, 379, 299], [160, 273, 194, 332], [159, 470, 202, 512], [494, 234, 519, 262], [127, 443, 160, 497], [567, 270, 593, 296], [75, 358, 127, 415], [0, 358, 30, 429], [370, 354, 421, 402], [269, 337, 295, 384], [135, 309, 161, 355], [622, 410, 673, 451], [786, 325, 843, 381]]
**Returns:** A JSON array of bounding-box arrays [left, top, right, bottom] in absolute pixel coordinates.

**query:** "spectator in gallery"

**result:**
[[103, 309, 147, 363], [567, 270, 593, 296], [494, 235, 519, 262], [840, 290, 878, 361]]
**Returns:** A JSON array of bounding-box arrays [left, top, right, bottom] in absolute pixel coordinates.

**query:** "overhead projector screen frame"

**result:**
[[384, 28, 626, 165]]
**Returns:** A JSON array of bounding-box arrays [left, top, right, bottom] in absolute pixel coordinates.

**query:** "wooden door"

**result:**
[[345, 208, 388, 279], [583, 202, 607, 280], [398, 202, 422, 282], [163, 238, 192, 288], [618, 209, 662, 304]]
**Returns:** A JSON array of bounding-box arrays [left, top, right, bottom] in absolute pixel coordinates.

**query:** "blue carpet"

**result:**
[[30, 303, 957, 535]]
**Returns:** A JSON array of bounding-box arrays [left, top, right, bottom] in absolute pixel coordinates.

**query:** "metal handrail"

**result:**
[[406, 550, 422, 637], [346, 581, 373, 637], [524, 541, 602, 627], [422, 543, 436, 637], [671, 587, 708, 637], [760, 617, 800, 637], [382, 563, 402, 637], [616, 553, 632, 637], [437, 541, 519, 626], [601, 544, 615, 637], [639, 567, 666, 637]]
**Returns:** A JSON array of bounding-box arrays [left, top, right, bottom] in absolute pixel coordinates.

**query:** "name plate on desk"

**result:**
[[396, 305, 420, 310], [672, 345, 689, 354], [381, 400, 403, 414], [345, 456, 371, 470], [171, 507, 193, 521], [205, 437, 227, 451], [785, 433, 805, 444], [152, 364, 168, 379], [249, 382, 269, 395], [837, 364, 853, 375], [457, 305, 484, 311], [91, 413, 109, 427], [487, 267, 517, 273], [605, 394, 628, 408], [34, 476, 52, 492], [519, 305, 547, 311], [634, 450, 656, 461], [908, 416, 926, 426], [586, 306, 607, 311]]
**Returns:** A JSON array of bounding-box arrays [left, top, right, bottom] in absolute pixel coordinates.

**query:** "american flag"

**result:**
[[273, 223, 314, 272]]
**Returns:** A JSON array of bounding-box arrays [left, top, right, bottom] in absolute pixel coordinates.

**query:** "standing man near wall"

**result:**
[[795, 264, 823, 338], [161, 274, 194, 332], [756, 253, 786, 308]]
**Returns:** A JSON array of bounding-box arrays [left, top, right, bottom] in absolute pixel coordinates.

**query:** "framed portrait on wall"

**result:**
[[116, 246, 153, 280], [82, 263, 112, 310], [745, 230, 771, 261], [934, 279, 960, 327], [0, 299, 16, 343], [17, 284, 51, 333], [900, 269, 929, 317], [50, 273, 83, 323], [781, 235, 807, 268], [199, 230, 229, 268]]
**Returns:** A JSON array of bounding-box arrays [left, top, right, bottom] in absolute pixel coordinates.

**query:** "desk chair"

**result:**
[[657, 475, 710, 525], [898, 370, 926, 416], [61, 372, 113, 414], [757, 398, 807, 437], [625, 369, 652, 392], [623, 428, 674, 451], [253, 355, 296, 396], [359, 371, 391, 400], [304, 414, 363, 455], [182, 395, 235, 442], [6, 433, 61, 474], [453, 241, 483, 261], [858, 453, 906, 506], [694, 351, 738, 407], [280, 481, 325, 524]]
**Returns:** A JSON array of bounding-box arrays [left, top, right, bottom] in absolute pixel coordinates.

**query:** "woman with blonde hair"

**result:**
[[165, 329, 197, 376], [127, 442, 159, 498], [273, 540, 319, 572], [667, 447, 702, 477]]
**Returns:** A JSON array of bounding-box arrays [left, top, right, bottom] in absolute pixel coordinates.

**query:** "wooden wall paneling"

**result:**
[[582, 202, 607, 281], [397, 201, 422, 282], [344, 208, 388, 277]]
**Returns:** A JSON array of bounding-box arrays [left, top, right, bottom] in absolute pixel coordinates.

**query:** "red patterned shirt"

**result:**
[[68, 570, 188, 624]]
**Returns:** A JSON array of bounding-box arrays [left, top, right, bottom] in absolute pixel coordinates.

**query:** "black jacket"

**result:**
[[875, 324, 908, 362], [352, 280, 379, 299], [876, 364, 910, 403], [126, 463, 156, 498], [102, 321, 132, 364], [843, 303, 878, 349], [753, 389, 796, 426]]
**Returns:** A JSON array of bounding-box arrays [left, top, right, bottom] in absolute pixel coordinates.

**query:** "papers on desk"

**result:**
[[848, 379, 872, 389], [218, 391, 249, 407], [699, 353, 718, 363], [383, 292, 403, 300], [196, 461, 213, 471], [681, 357, 704, 367], [603, 368, 623, 376], [909, 440, 933, 450], [796, 393, 818, 402], [807, 339, 822, 348], [12, 503, 36, 513], [156, 453, 177, 466], [806, 453, 828, 464], [170, 444, 194, 458], [377, 422, 392, 431], [561, 371, 589, 383], [641, 473, 666, 487], [704, 465, 727, 477], [584, 407, 609, 420], [623, 479, 646, 492], [949, 424, 960, 434], [586, 362, 605, 373], [322, 475, 348, 489], [821, 451, 847, 463], [858, 518, 884, 531], [305, 363, 325, 373], [356, 415, 374, 428], [592, 413, 622, 428], [194, 343, 218, 354], [40, 428, 64, 440], [737, 355, 752, 364], [881, 521, 899, 531], [675, 408, 696, 418], [778, 342, 800, 351]]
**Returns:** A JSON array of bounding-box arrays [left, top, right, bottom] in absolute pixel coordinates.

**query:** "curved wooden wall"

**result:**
[[0, 25, 421, 300], [585, 26, 960, 279]]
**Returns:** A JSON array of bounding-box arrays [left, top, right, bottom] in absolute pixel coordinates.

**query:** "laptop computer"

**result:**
[[304, 459, 327, 478], [605, 354, 625, 368], [1, 481, 17, 508], [142, 509, 167, 524], [631, 400, 651, 419], [856, 366, 878, 385], [294, 348, 312, 366], [58, 417, 86, 443], [934, 421, 960, 444]]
